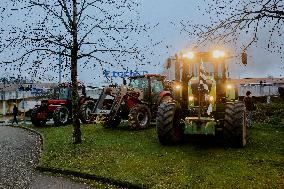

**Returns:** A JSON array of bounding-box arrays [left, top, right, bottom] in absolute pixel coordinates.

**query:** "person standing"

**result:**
[[12, 104, 18, 125], [243, 91, 254, 128]]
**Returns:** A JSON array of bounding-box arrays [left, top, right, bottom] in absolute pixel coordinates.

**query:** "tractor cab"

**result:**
[[129, 74, 169, 106], [58, 87, 71, 100], [56, 82, 86, 100]]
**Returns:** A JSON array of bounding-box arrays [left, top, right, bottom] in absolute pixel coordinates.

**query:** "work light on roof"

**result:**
[[182, 51, 195, 59], [212, 50, 225, 59]]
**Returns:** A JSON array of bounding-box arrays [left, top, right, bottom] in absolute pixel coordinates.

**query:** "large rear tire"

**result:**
[[30, 107, 47, 127], [224, 101, 248, 147], [79, 100, 95, 124], [128, 104, 151, 130], [156, 101, 184, 145], [53, 106, 70, 127]]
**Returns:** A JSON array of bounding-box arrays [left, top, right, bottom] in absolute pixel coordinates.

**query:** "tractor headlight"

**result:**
[[174, 84, 182, 90], [212, 50, 225, 58], [189, 96, 194, 101], [226, 84, 233, 89], [183, 51, 195, 59]]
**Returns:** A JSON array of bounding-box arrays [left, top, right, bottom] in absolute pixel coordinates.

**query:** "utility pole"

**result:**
[[59, 43, 62, 84]]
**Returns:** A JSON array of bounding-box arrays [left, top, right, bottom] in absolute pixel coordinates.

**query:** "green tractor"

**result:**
[[157, 50, 248, 147]]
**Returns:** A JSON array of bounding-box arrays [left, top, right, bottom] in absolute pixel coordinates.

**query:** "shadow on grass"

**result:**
[[97, 122, 156, 132]]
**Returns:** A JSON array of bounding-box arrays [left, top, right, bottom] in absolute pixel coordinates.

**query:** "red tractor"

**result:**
[[30, 82, 96, 127], [92, 74, 173, 129]]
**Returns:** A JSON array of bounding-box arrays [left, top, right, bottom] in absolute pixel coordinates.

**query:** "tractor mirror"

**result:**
[[166, 58, 171, 69], [241, 52, 247, 65], [123, 78, 127, 85]]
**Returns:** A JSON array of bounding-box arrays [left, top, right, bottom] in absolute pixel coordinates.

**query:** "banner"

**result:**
[[103, 70, 149, 78]]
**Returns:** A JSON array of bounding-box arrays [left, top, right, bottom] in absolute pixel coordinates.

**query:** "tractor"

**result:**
[[90, 74, 172, 129], [30, 82, 96, 127], [157, 50, 248, 147]]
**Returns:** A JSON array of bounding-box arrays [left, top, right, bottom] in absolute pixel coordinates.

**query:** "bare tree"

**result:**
[[179, 0, 283, 53], [0, 0, 148, 143]]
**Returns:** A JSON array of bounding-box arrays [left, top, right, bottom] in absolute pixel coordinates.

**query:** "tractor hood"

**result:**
[[41, 99, 68, 105]]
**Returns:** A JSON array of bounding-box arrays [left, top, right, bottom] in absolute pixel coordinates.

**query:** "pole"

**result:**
[[23, 91, 25, 126], [59, 45, 62, 84], [198, 61, 201, 120], [181, 59, 189, 111]]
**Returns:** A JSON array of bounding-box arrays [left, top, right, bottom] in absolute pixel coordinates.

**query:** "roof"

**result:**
[[230, 78, 284, 85], [129, 74, 166, 79], [0, 83, 57, 92]]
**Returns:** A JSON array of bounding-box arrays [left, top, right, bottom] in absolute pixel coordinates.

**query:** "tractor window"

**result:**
[[129, 77, 148, 90], [59, 88, 71, 100], [150, 78, 164, 94]]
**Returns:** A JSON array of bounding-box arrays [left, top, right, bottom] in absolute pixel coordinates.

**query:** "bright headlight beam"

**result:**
[[226, 84, 232, 89], [182, 52, 195, 59], [213, 50, 225, 58], [175, 84, 182, 90]]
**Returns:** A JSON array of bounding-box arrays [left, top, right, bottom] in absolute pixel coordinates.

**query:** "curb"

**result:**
[[36, 166, 147, 189], [8, 125, 147, 189]]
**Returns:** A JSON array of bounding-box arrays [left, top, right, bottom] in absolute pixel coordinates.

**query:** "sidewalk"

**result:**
[[0, 115, 31, 126]]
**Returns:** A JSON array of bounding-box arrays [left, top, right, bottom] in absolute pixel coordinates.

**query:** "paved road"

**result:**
[[0, 126, 96, 189]]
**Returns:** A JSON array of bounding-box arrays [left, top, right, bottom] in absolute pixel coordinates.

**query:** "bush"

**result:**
[[253, 102, 284, 126]]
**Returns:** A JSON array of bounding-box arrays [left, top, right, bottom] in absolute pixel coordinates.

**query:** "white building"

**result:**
[[0, 83, 56, 115]]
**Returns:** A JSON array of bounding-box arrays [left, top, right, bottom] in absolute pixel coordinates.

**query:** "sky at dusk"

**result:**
[[0, 0, 283, 85]]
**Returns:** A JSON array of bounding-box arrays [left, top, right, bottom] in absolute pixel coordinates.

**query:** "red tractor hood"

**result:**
[[41, 99, 68, 105]]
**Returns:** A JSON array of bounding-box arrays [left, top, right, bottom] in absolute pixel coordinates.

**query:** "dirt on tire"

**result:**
[[156, 101, 184, 145], [30, 107, 47, 127], [53, 106, 70, 127], [128, 104, 151, 130], [79, 100, 95, 124], [224, 101, 248, 147]]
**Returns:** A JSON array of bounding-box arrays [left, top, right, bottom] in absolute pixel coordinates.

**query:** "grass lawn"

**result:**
[[32, 122, 284, 189]]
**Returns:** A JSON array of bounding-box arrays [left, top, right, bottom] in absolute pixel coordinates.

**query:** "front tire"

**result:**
[[80, 100, 95, 124], [31, 107, 47, 127], [224, 101, 248, 147], [53, 106, 70, 127], [128, 104, 151, 130], [156, 101, 184, 145]]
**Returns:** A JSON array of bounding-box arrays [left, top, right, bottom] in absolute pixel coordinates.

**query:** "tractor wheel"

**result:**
[[224, 101, 248, 147], [79, 100, 95, 124], [31, 107, 47, 127], [128, 104, 151, 130], [53, 106, 70, 127], [102, 116, 121, 128], [156, 101, 184, 145]]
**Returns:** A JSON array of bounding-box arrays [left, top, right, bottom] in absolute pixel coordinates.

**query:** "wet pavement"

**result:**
[[0, 126, 96, 189]]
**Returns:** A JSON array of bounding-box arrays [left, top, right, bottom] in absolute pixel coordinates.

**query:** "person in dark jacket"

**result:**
[[243, 91, 254, 127], [12, 104, 18, 125]]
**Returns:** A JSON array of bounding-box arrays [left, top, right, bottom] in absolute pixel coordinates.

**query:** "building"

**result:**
[[0, 83, 57, 115], [0, 82, 105, 116], [230, 78, 284, 97]]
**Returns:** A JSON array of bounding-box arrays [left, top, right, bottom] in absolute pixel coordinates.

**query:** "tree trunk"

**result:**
[[71, 0, 81, 144]]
